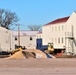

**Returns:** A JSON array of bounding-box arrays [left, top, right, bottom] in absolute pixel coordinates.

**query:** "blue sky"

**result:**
[[0, 0, 76, 30]]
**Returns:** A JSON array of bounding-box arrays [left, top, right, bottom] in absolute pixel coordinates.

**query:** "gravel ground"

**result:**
[[0, 58, 76, 75]]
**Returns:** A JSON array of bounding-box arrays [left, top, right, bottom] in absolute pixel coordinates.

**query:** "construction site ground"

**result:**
[[0, 58, 76, 75]]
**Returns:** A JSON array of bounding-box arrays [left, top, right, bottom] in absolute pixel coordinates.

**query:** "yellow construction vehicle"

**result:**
[[48, 43, 54, 54], [48, 43, 54, 50], [11, 46, 26, 55], [45, 43, 54, 54]]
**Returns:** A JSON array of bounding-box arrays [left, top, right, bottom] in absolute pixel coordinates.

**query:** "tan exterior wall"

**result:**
[[12, 31, 38, 49], [42, 23, 67, 49], [12, 35, 36, 49], [0, 27, 13, 51]]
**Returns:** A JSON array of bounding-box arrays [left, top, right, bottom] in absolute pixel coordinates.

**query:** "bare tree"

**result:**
[[0, 9, 19, 30], [28, 25, 41, 31]]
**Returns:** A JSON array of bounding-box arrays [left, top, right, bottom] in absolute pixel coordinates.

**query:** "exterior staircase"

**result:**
[[65, 32, 76, 55]]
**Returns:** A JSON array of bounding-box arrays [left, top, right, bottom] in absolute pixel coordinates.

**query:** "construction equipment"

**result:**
[[45, 43, 54, 54], [11, 45, 26, 55], [48, 43, 54, 50]]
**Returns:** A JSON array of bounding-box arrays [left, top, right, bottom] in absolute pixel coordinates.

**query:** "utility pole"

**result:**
[[17, 24, 20, 46]]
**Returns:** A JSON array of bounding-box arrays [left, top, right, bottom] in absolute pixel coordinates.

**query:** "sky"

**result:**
[[0, 0, 76, 30]]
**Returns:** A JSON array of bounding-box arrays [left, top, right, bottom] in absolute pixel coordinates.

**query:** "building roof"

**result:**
[[37, 32, 42, 34], [44, 16, 69, 26], [12, 30, 39, 36]]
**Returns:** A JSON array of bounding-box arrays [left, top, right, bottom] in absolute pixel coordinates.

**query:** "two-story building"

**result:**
[[38, 11, 76, 54]]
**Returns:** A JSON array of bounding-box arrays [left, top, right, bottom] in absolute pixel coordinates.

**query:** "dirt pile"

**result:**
[[24, 49, 47, 58], [22, 51, 36, 59], [6, 51, 25, 59], [6, 49, 55, 59]]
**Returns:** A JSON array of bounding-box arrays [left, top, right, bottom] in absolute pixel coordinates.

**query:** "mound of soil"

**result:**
[[24, 49, 47, 58], [6, 49, 56, 59], [6, 51, 25, 59]]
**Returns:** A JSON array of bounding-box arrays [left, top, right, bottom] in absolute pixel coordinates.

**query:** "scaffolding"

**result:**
[[65, 26, 76, 55]]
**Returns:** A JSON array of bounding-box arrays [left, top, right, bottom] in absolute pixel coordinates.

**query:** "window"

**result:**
[[55, 38, 57, 43], [62, 38, 63, 43], [58, 38, 60, 43], [37, 35, 38, 38], [58, 26, 60, 31], [39, 35, 41, 38], [30, 37, 32, 40], [55, 26, 57, 31], [62, 25, 64, 30], [15, 37, 17, 41]]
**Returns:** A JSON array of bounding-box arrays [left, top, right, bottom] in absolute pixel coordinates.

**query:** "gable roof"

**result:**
[[44, 16, 69, 26]]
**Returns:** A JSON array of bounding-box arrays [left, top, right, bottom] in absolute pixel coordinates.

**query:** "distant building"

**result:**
[[0, 27, 13, 51], [40, 11, 76, 54], [12, 30, 38, 49]]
